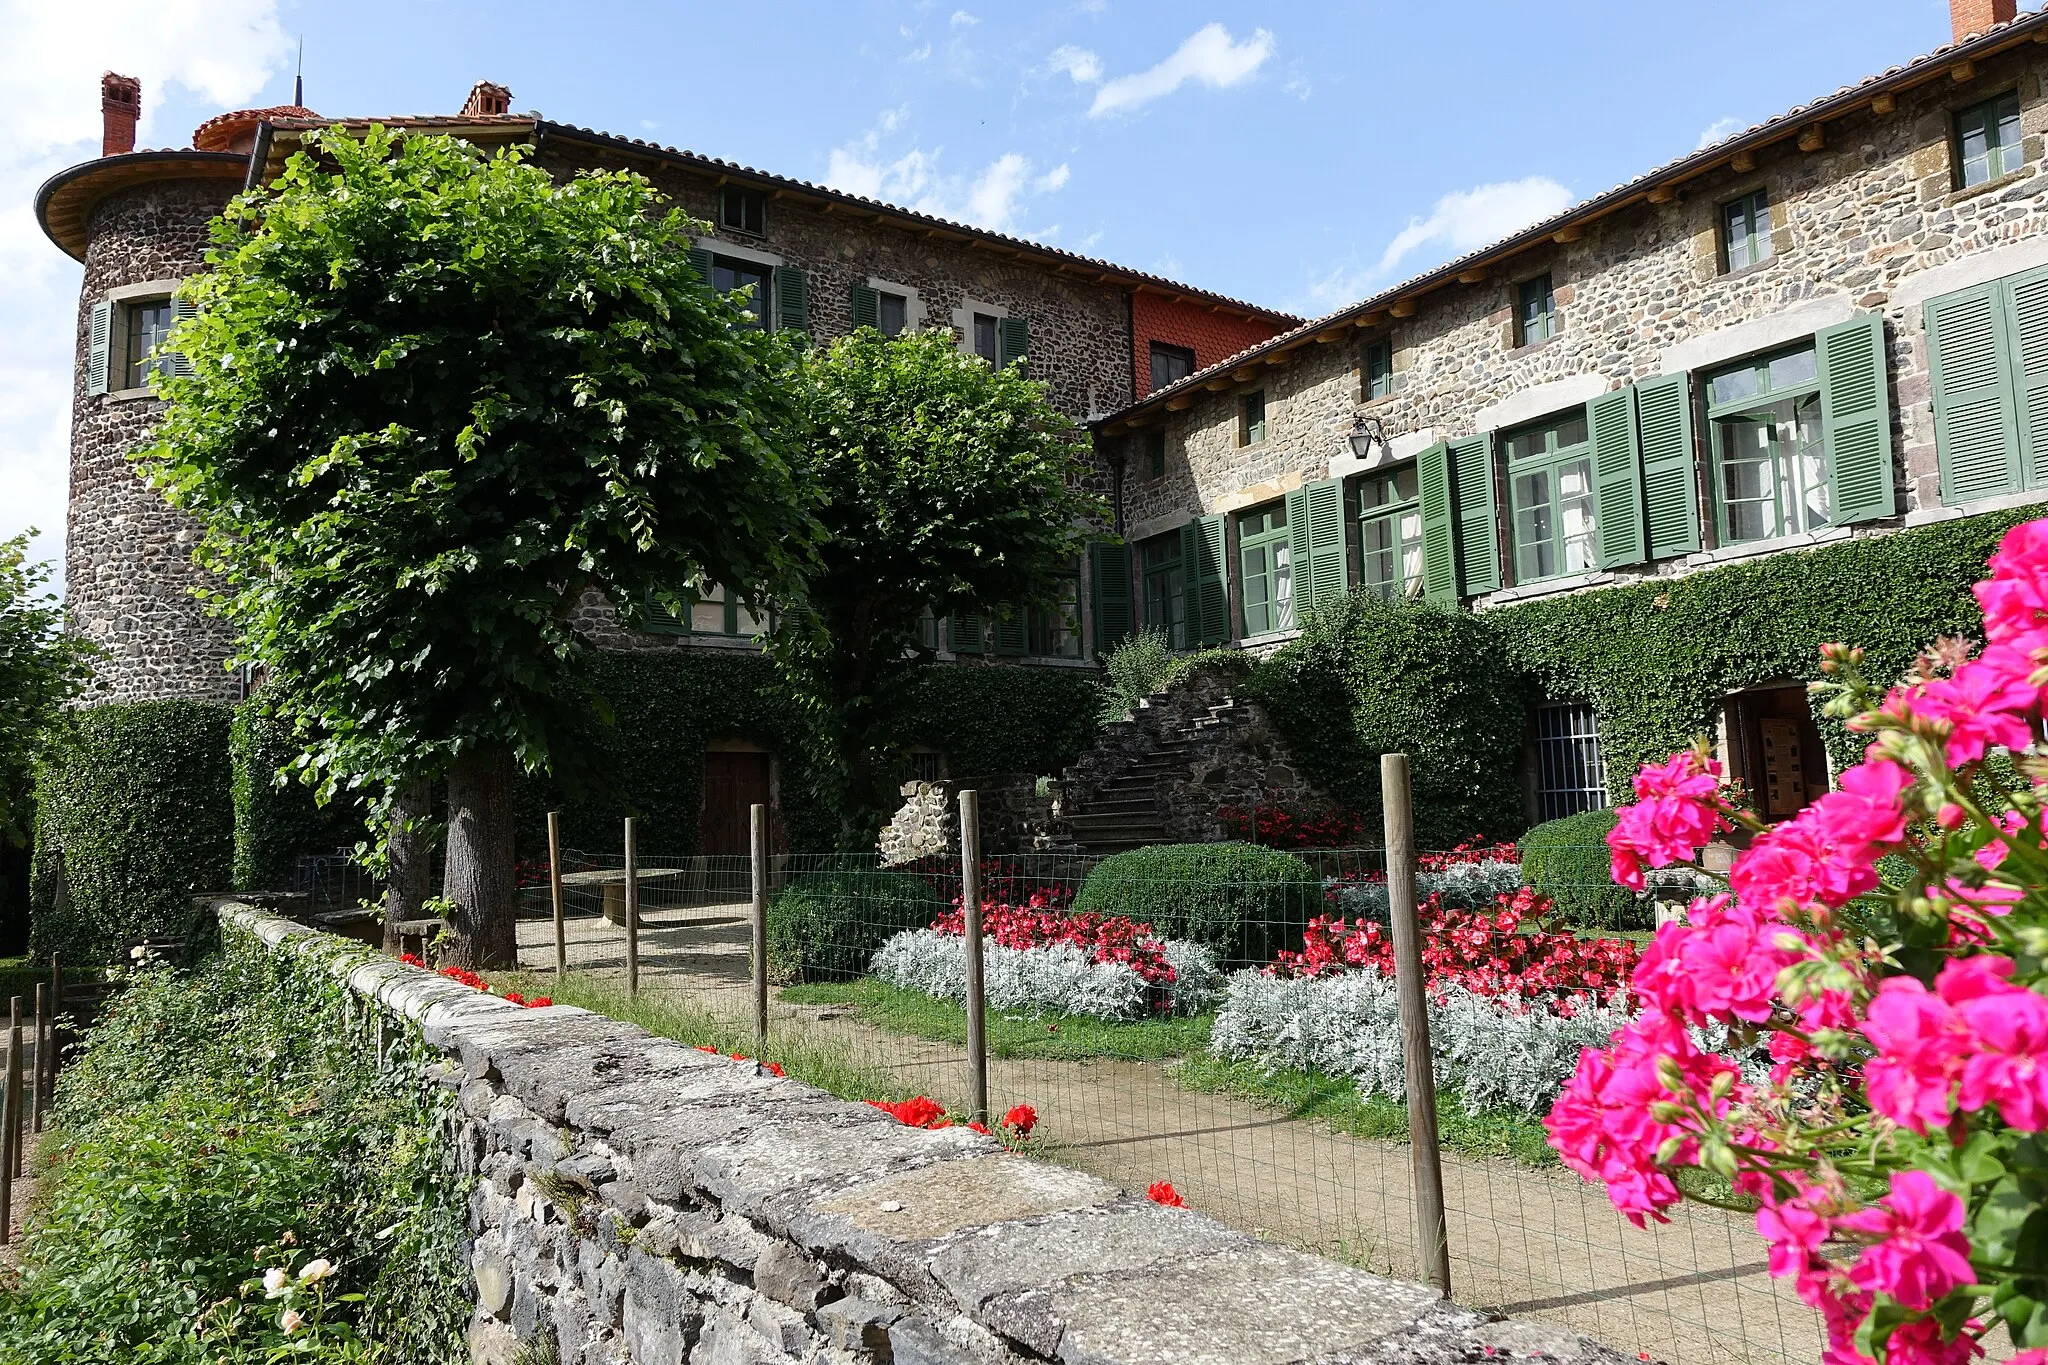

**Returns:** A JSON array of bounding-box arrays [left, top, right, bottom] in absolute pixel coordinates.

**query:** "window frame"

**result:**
[[1702, 341, 1828, 546], [719, 186, 767, 237], [1236, 501, 1295, 636], [1149, 341, 1197, 392], [1239, 389, 1268, 447], [1138, 531, 1188, 649], [877, 290, 909, 338], [972, 312, 1000, 364], [1720, 188, 1772, 272], [708, 253, 774, 329], [1027, 567, 1084, 658], [1503, 408, 1596, 583], [1531, 700, 1608, 824], [122, 296, 178, 391], [1516, 274, 1556, 347], [1364, 338, 1394, 400], [1357, 468, 1423, 602], [1955, 90, 2025, 190]]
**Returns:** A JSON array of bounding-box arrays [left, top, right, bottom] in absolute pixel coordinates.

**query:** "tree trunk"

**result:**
[[442, 745, 519, 969], [381, 775, 433, 956]]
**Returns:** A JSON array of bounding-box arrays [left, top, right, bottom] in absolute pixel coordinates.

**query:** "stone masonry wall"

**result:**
[[69, 179, 243, 703], [219, 901, 1631, 1365], [1127, 41, 2048, 603], [877, 776, 1061, 863]]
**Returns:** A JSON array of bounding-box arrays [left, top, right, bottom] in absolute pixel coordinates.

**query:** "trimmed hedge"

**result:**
[[1071, 842, 1321, 968], [765, 868, 944, 982], [1245, 592, 1529, 848], [229, 704, 366, 891], [899, 662, 1102, 779], [29, 701, 234, 963], [1517, 808, 1650, 930]]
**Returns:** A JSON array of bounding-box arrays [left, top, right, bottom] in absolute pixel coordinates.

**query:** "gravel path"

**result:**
[[517, 901, 1824, 1365]]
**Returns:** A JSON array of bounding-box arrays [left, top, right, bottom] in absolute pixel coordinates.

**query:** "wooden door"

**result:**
[[699, 751, 771, 856]]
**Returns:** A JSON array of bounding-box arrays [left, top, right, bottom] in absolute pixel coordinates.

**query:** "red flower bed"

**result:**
[[397, 953, 552, 1008], [1270, 886, 1640, 1006], [868, 1095, 1039, 1141], [1218, 803, 1367, 850], [894, 856, 1078, 910], [928, 897, 1179, 991]]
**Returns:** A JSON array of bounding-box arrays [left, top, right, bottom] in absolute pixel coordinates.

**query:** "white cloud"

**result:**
[[824, 112, 1069, 235], [950, 9, 978, 25], [905, 43, 932, 62], [1088, 24, 1274, 118], [1697, 116, 1745, 149], [1373, 176, 1574, 278], [0, 0, 291, 588], [1047, 44, 1103, 85]]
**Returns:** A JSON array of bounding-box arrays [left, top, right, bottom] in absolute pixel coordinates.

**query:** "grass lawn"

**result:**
[[1170, 1053, 1559, 1167], [778, 977, 1212, 1061]]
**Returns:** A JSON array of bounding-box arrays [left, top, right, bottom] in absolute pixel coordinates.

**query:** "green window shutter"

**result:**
[[688, 247, 715, 287], [2003, 265, 2048, 491], [165, 296, 198, 378], [1180, 515, 1230, 646], [1447, 433, 1499, 594], [1817, 312, 1896, 524], [947, 614, 985, 654], [992, 609, 1028, 656], [774, 267, 808, 335], [1928, 282, 2020, 504], [1284, 487, 1312, 613], [1635, 373, 1700, 558], [1416, 441, 1457, 604], [86, 299, 112, 396], [1087, 541, 1133, 654], [999, 316, 1029, 372], [1303, 479, 1348, 612], [1588, 386, 1645, 568], [850, 283, 879, 332]]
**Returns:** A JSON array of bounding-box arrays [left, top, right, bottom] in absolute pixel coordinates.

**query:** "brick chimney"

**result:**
[[461, 80, 512, 116], [101, 72, 141, 156], [1952, 0, 2017, 43]]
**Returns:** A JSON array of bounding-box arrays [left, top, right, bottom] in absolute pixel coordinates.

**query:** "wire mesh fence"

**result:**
[[504, 808, 1819, 1365]]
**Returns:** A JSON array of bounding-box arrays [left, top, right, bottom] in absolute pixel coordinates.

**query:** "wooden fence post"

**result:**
[[0, 997, 18, 1243], [959, 789, 988, 1125], [750, 804, 768, 1057], [26, 984, 43, 1138], [624, 817, 640, 1000], [548, 810, 567, 986], [1382, 752, 1450, 1295], [39, 955, 59, 1133]]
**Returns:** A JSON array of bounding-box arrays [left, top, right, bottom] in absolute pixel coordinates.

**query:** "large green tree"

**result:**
[[775, 328, 1105, 842], [0, 531, 93, 851], [144, 127, 819, 966]]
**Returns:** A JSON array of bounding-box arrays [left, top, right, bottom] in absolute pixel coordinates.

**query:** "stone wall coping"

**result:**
[[213, 898, 1633, 1365], [1904, 486, 2048, 527]]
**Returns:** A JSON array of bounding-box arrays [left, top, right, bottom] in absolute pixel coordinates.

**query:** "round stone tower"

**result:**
[[35, 75, 314, 702]]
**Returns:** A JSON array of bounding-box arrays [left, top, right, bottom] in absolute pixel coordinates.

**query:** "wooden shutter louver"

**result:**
[[1416, 441, 1457, 605], [1929, 283, 2021, 503], [165, 296, 198, 379], [2005, 264, 2048, 491], [1181, 516, 1230, 646], [850, 284, 879, 332], [1817, 312, 1896, 524], [947, 614, 985, 654], [998, 316, 1029, 373], [774, 267, 809, 336], [1087, 542, 1133, 654], [1284, 487, 1312, 614], [1588, 386, 1646, 568], [1447, 433, 1499, 594], [992, 610, 1028, 656], [1635, 373, 1701, 559], [86, 299, 112, 396], [688, 247, 715, 288], [1303, 479, 1348, 612]]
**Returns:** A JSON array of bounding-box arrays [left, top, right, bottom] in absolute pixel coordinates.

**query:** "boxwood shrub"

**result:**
[[1071, 842, 1321, 968], [230, 703, 367, 892], [766, 867, 945, 982], [1518, 808, 1650, 930], [29, 700, 234, 963]]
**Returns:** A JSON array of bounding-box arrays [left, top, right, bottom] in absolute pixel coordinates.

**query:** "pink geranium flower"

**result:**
[[1902, 658, 2037, 765], [1606, 751, 1729, 890], [1839, 1171, 1976, 1311]]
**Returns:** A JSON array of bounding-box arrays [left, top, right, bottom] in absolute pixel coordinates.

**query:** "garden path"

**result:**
[[516, 903, 1825, 1365]]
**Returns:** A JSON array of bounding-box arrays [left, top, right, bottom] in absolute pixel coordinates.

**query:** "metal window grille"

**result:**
[[1533, 701, 1607, 822]]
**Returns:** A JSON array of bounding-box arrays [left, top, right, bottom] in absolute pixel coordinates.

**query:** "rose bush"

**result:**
[[1550, 517, 2048, 1364]]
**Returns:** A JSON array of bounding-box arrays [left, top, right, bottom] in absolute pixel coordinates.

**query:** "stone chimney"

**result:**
[[101, 72, 141, 157], [461, 80, 512, 116], [1952, 0, 2017, 43]]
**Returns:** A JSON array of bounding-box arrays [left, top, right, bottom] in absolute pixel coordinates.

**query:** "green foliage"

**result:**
[[1096, 627, 1248, 723], [1071, 842, 1320, 968], [1245, 592, 1529, 847], [771, 328, 1107, 844], [1488, 506, 2041, 801], [765, 868, 943, 982], [230, 702, 368, 890], [0, 531, 92, 853], [897, 663, 1100, 779], [1517, 807, 1651, 930], [29, 701, 233, 963], [0, 934, 468, 1363]]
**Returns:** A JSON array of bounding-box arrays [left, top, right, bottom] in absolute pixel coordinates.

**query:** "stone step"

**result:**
[[1074, 795, 1158, 816], [1065, 813, 1170, 838]]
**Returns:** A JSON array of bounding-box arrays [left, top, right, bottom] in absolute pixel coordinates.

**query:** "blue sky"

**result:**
[[0, 0, 1968, 585]]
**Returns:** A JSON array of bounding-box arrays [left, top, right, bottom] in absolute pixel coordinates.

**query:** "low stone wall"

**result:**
[[219, 900, 1630, 1365], [878, 775, 1063, 861]]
